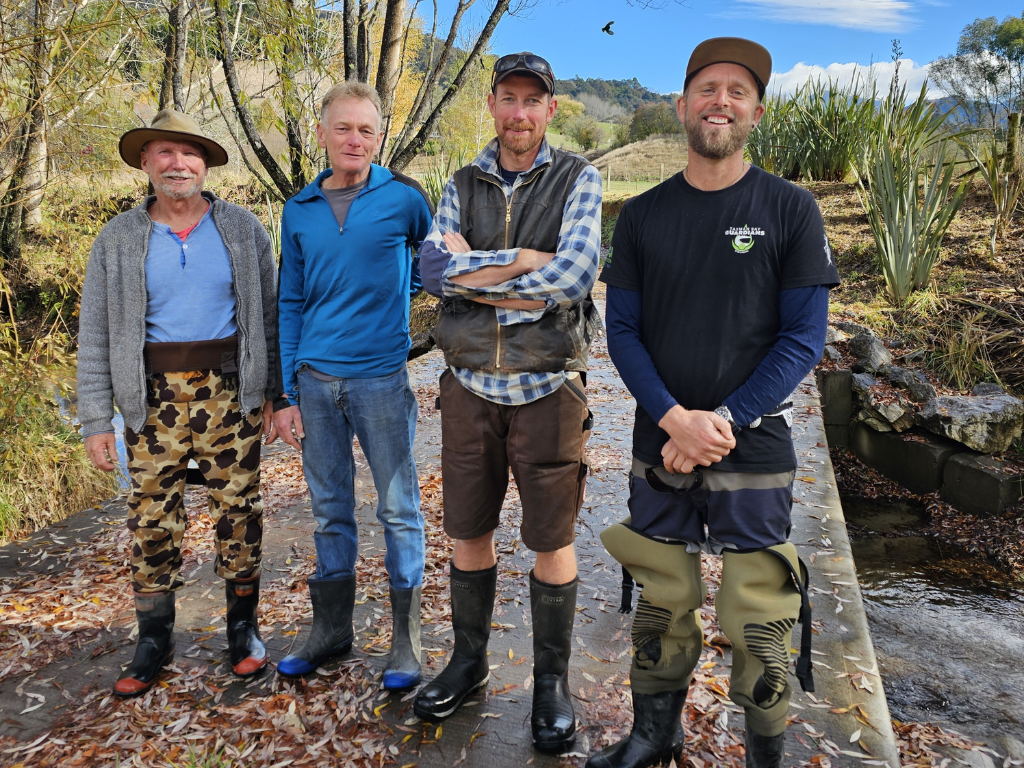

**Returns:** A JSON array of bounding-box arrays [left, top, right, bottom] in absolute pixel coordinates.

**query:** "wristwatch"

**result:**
[[714, 405, 741, 434]]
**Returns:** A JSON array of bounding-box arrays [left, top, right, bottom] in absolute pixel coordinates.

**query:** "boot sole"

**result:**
[[533, 731, 576, 755], [276, 639, 353, 678], [413, 673, 489, 720], [112, 649, 174, 699]]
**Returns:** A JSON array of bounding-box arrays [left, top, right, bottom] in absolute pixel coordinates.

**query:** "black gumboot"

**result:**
[[413, 564, 496, 720], [584, 688, 688, 768]]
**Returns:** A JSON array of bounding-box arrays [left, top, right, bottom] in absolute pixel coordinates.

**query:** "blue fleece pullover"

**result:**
[[278, 165, 431, 399]]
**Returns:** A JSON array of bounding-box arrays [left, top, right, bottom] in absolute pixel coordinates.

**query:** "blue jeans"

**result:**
[[297, 366, 424, 590]]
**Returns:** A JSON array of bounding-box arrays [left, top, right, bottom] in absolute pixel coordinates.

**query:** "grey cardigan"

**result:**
[[77, 192, 279, 436]]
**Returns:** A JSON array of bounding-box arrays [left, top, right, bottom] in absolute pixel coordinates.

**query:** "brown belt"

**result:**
[[144, 335, 238, 374]]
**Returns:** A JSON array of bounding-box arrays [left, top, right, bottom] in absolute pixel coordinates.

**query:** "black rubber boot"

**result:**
[[277, 575, 356, 677], [530, 571, 578, 754], [113, 592, 176, 698], [226, 575, 268, 677], [383, 584, 422, 690], [413, 564, 496, 720], [585, 688, 688, 768], [746, 729, 785, 768]]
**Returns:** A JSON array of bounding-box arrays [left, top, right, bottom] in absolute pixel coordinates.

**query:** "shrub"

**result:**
[[565, 115, 603, 151], [961, 128, 1024, 255], [629, 102, 682, 143], [550, 97, 585, 134]]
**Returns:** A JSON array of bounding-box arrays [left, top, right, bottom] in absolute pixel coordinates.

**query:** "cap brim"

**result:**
[[118, 128, 229, 170], [686, 37, 772, 94], [492, 68, 555, 94]]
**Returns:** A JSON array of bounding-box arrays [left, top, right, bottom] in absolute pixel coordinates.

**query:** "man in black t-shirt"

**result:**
[[586, 39, 839, 768]]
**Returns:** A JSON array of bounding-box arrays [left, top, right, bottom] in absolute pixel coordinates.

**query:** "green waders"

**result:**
[[602, 521, 807, 738]]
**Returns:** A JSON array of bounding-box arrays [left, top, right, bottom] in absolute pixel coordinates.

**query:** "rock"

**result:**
[[851, 425, 965, 493], [874, 401, 914, 432], [833, 320, 873, 337], [917, 395, 1024, 454], [859, 414, 893, 432], [407, 332, 434, 361], [903, 348, 926, 363], [971, 382, 1005, 396], [825, 326, 848, 344], [886, 366, 937, 403], [823, 345, 842, 362], [940, 453, 1024, 517], [851, 373, 879, 396], [849, 333, 892, 373]]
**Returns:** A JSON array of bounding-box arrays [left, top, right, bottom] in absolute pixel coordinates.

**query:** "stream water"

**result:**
[[844, 496, 1024, 753]]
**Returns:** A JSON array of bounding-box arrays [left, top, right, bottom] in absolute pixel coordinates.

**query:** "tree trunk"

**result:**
[[171, 0, 188, 110], [213, 0, 295, 198], [0, 124, 30, 269], [1004, 112, 1020, 176], [356, 0, 369, 82], [389, 0, 511, 172], [280, 0, 306, 190], [385, 0, 469, 167], [159, 0, 178, 109], [375, 0, 405, 148], [343, 0, 357, 81], [21, 0, 54, 234]]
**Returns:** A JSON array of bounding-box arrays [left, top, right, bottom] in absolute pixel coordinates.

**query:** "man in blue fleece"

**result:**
[[270, 81, 433, 690], [586, 39, 839, 768]]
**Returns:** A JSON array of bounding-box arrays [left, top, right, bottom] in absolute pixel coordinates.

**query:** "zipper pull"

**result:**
[[505, 207, 511, 224]]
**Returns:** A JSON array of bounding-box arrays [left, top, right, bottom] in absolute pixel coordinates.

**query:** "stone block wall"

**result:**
[[817, 331, 1024, 518]]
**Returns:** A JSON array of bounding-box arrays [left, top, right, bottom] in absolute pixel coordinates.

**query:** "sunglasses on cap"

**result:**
[[491, 53, 554, 90]]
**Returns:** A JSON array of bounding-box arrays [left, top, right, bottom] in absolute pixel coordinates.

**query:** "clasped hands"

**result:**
[[657, 405, 736, 474]]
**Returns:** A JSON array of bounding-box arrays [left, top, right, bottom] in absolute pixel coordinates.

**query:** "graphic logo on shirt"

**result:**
[[725, 225, 765, 254], [823, 233, 833, 267]]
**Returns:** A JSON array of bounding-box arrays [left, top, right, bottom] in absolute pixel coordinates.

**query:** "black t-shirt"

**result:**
[[600, 165, 840, 472]]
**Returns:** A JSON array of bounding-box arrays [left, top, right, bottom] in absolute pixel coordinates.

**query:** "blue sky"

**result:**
[[451, 0, 1023, 95]]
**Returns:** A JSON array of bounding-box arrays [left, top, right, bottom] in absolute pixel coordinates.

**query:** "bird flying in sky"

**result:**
[[602, 21, 614, 35]]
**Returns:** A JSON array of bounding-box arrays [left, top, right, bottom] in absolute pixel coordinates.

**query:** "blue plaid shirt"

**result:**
[[421, 139, 603, 405]]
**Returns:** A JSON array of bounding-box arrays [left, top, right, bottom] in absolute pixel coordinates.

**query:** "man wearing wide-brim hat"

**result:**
[[77, 109, 281, 697]]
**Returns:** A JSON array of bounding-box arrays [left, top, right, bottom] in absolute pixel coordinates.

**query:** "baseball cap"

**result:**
[[684, 37, 772, 98], [491, 52, 555, 95]]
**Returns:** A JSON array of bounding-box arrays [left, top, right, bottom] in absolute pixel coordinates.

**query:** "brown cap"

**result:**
[[119, 109, 229, 170], [491, 52, 555, 95], [684, 37, 772, 97]]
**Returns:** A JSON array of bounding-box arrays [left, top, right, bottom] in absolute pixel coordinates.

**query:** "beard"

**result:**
[[497, 119, 544, 158], [685, 107, 755, 160], [156, 171, 203, 200]]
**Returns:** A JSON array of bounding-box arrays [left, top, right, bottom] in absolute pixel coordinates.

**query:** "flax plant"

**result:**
[[792, 76, 875, 181], [856, 137, 968, 305], [747, 95, 801, 178], [853, 82, 969, 305], [962, 131, 1024, 255], [422, 150, 467, 208]]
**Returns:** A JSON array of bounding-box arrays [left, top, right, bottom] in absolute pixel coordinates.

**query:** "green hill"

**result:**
[[553, 76, 673, 112]]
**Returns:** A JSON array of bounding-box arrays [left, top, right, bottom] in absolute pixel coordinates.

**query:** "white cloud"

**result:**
[[733, 0, 914, 31], [767, 59, 940, 99]]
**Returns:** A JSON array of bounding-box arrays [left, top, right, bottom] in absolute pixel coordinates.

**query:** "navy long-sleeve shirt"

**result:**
[[605, 284, 829, 428]]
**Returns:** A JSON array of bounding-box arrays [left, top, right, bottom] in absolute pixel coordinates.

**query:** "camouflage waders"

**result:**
[[125, 370, 263, 593]]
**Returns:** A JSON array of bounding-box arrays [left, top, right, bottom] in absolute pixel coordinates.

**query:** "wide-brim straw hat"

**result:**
[[119, 109, 229, 170]]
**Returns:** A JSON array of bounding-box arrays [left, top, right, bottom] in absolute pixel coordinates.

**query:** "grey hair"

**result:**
[[320, 81, 383, 129]]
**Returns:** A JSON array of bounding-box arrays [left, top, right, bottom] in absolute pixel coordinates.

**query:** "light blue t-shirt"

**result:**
[[144, 204, 238, 343]]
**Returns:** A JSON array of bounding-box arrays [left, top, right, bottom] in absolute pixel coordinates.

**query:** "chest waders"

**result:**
[[599, 517, 814, 753]]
